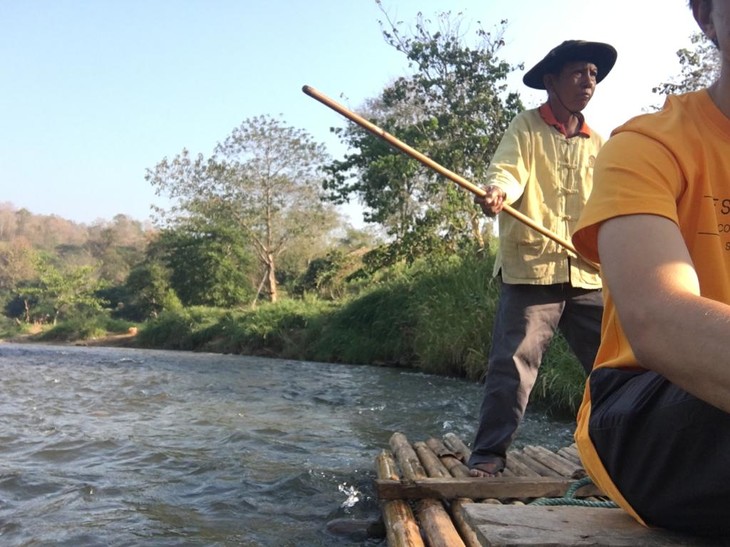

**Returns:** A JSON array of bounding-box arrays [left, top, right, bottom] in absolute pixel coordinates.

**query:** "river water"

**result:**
[[0, 342, 575, 546]]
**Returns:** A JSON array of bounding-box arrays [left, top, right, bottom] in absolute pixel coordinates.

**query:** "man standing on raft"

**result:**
[[470, 40, 617, 477]]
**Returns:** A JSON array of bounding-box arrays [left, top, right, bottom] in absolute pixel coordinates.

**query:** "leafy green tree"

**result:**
[[22, 259, 105, 324], [653, 31, 720, 101], [150, 224, 252, 307], [324, 8, 523, 264], [147, 115, 340, 305], [121, 260, 182, 321]]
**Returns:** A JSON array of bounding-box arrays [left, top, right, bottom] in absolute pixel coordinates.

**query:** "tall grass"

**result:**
[[407, 253, 499, 379], [37, 315, 136, 342], [532, 332, 587, 416], [305, 279, 417, 365], [137, 299, 337, 358]]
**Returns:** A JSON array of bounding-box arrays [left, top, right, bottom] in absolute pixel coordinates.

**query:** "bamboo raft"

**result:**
[[375, 432, 729, 546]]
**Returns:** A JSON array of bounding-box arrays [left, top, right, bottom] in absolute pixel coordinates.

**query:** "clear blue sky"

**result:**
[[0, 0, 699, 226]]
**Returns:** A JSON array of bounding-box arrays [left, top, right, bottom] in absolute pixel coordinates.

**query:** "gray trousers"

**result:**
[[468, 281, 603, 468]]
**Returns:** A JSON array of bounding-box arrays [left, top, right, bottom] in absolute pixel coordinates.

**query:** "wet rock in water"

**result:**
[[325, 518, 385, 541]]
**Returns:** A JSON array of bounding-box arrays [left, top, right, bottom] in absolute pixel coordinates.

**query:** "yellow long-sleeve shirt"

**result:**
[[487, 107, 602, 288]]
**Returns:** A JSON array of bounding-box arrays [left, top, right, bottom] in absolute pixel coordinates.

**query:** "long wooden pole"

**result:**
[[302, 85, 599, 271]]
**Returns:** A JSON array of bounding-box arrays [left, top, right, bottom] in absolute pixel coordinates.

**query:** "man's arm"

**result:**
[[598, 214, 730, 413]]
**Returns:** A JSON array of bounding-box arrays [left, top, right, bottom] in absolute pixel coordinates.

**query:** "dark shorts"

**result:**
[[588, 367, 730, 536]]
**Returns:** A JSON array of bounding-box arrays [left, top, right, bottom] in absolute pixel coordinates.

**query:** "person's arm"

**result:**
[[598, 214, 730, 413], [475, 114, 533, 217]]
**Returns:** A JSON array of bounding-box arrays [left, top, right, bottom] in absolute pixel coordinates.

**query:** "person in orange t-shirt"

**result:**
[[572, 0, 730, 536]]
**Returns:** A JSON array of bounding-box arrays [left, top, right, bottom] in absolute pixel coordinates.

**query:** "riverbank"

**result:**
[[1, 328, 139, 348]]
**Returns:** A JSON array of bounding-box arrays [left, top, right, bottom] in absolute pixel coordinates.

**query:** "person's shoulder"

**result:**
[[510, 107, 543, 123], [612, 90, 708, 141]]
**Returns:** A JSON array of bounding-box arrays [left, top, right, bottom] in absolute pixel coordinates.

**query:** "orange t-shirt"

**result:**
[[572, 89, 730, 523]]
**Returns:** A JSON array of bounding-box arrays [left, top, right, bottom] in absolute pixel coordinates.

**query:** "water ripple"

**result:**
[[0, 342, 573, 545]]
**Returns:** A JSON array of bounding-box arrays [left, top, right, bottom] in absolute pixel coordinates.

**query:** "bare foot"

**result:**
[[469, 459, 504, 478]]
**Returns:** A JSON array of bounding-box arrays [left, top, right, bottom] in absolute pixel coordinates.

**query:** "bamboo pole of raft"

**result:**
[[390, 433, 467, 547], [302, 85, 600, 272], [421, 438, 483, 547], [376, 450, 424, 547], [523, 445, 586, 479]]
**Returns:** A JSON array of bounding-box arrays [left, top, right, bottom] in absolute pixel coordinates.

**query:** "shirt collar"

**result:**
[[538, 102, 591, 138]]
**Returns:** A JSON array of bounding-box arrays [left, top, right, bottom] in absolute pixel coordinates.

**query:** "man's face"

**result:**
[[549, 61, 598, 112]]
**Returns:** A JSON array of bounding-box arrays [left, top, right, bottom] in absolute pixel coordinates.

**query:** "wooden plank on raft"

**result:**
[[413, 441, 450, 478], [375, 476, 602, 500], [460, 504, 730, 547], [390, 432, 428, 480]]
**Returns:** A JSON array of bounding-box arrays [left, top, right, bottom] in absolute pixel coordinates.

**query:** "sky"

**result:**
[[0, 0, 700, 227]]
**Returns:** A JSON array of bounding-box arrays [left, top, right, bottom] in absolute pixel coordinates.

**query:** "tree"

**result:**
[[147, 115, 340, 305], [653, 31, 720, 101], [121, 260, 182, 321], [22, 259, 105, 324], [324, 7, 523, 264], [86, 214, 150, 285], [149, 224, 252, 307], [0, 239, 37, 292], [0, 239, 39, 322]]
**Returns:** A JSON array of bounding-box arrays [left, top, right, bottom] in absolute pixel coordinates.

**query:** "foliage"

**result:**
[[136, 300, 336, 356], [85, 214, 150, 284], [19, 259, 106, 324], [0, 205, 150, 284], [407, 252, 498, 377], [38, 315, 135, 342], [0, 313, 23, 339], [119, 260, 183, 321], [532, 333, 587, 417], [0, 239, 37, 292], [652, 31, 720, 102], [306, 279, 417, 366], [292, 248, 371, 300], [135, 308, 199, 350], [150, 225, 252, 307], [146, 115, 340, 305], [324, 8, 523, 266]]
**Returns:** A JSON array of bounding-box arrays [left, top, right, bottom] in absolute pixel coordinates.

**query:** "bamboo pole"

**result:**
[[425, 437, 470, 478], [442, 432, 472, 463], [376, 450, 425, 547], [523, 445, 585, 479], [418, 439, 483, 547], [302, 85, 600, 272], [389, 433, 466, 547]]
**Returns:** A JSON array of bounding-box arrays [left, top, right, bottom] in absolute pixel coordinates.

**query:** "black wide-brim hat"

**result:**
[[522, 40, 617, 90]]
